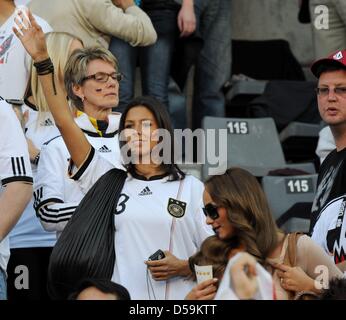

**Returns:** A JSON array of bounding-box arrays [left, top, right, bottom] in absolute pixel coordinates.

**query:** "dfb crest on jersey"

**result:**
[[167, 198, 186, 218]]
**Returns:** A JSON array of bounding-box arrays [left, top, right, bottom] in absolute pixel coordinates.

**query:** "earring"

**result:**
[[81, 95, 85, 102]]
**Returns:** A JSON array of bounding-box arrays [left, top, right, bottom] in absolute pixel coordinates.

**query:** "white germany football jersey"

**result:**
[[0, 11, 51, 100], [34, 112, 121, 237], [70, 149, 213, 300], [9, 102, 60, 249], [0, 100, 32, 272]]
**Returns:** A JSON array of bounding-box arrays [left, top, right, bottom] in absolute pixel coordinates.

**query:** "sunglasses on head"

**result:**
[[202, 203, 220, 220]]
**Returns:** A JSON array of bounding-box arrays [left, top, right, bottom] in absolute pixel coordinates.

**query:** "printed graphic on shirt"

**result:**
[[115, 193, 130, 215], [167, 198, 187, 218], [33, 186, 43, 210], [326, 199, 346, 264], [138, 187, 152, 196], [0, 34, 13, 64], [312, 162, 342, 220], [98, 145, 112, 153], [41, 118, 54, 127]]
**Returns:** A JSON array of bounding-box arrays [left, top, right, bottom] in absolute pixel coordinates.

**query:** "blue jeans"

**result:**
[[192, 0, 232, 128], [109, 9, 178, 113], [0, 268, 7, 300]]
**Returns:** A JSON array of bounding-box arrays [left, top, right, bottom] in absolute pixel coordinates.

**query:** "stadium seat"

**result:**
[[225, 78, 267, 117], [279, 121, 323, 163], [226, 39, 306, 117], [262, 174, 318, 233], [201, 116, 316, 179]]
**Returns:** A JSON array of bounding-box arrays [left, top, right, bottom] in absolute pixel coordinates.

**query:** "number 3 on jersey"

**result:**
[[115, 193, 129, 215]]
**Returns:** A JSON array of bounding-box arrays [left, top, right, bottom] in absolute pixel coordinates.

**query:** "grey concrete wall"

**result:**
[[232, 0, 314, 66]]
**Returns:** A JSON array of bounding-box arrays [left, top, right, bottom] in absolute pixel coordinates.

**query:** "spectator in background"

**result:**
[[6, 32, 83, 301], [188, 168, 343, 300], [191, 0, 232, 129], [309, 50, 346, 270], [170, 0, 232, 129], [309, 0, 346, 59], [109, 0, 196, 113], [15, 13, 212, 298], [0, 0, 51, 100], [28, 0, 157, 49], [0, 100, 33, 300], [33, 46, 122, 238]]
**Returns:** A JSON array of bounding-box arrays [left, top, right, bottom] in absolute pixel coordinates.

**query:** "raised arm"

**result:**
[[13, 10, 91, 168]]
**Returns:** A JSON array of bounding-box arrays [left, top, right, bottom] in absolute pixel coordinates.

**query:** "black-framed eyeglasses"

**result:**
[[202, 203, 220, 220], [82, 72, 123, 83], [315, 87, 346, 97]]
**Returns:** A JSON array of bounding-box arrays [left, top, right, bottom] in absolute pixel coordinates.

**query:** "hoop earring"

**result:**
[[81, 95, 85, 102]]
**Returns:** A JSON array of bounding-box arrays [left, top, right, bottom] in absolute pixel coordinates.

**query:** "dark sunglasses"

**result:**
[[202, 203, 220, 220]]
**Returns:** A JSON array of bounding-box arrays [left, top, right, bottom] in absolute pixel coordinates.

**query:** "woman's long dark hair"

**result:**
[[205, 167, 282, 264], [118, 96, 185, 181]]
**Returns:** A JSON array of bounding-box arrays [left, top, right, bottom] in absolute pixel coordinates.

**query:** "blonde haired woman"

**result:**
[[7, 31, 83, 300]]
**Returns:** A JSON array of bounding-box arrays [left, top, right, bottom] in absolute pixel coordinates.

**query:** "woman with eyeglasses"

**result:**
[[32, 46, 123, 238], [15, 12, 212, 300], [187, 167, 343, 300]]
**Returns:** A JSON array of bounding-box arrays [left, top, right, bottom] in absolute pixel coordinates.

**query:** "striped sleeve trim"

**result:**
[[39, 215, 72, 224], [35, 197, 77, 224], [69, 146, 95, 181], [11, 156, 27, 175], [33, 196, 63, 211], [2, 176, 33, 186]]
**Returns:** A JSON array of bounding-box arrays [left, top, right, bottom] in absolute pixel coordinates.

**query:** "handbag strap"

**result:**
[[165, 179, 184, 300], [283, 232, 303, 299]]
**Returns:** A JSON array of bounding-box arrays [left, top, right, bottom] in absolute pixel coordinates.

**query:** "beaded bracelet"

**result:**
[[33, 57, 57, 95]]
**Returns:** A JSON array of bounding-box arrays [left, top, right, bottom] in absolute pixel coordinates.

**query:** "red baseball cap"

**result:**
[[311, 50, 346, 78]]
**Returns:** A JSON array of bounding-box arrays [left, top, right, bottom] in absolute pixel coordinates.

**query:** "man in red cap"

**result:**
[[310, 50, 346, 271]]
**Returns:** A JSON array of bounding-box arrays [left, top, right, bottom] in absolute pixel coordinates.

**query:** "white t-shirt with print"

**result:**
[[34, 112, 122, 238], [311, 196, 346, 264], [70, 149, 213, 300]]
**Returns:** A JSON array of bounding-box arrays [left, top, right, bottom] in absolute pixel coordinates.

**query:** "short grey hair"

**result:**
[[64, 46, 119, 109]]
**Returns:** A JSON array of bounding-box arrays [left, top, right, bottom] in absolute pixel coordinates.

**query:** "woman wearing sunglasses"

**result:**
[[187, 167, 343, 300]]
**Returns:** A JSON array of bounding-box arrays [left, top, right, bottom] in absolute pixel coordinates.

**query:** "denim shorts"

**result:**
[[0, 268, 7, 300]]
